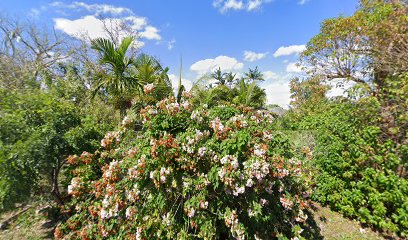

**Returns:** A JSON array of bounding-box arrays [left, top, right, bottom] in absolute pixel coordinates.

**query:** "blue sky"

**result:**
[[0, 0, 358, 107]]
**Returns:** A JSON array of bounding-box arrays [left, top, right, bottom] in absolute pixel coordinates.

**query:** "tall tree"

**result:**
[[211, 67, 227, 85], [91, 36, 138, 118], [0, 16, 69, 90], [225, 72, 237, 87], [300, 0, 407, 94], [244, 67, 264, 83]]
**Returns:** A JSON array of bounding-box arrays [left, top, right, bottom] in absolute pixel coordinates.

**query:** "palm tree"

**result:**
[[131, 54, 172, 106], [233, 78, 266, 108], [225, 72, 237, 87], [244, 67, 264, 83], [211, 67, 227, 85], [91, 36, 139, 118]]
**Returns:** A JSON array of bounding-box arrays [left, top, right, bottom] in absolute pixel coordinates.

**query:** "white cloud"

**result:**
[[243, 51, 268, 62], [248, 0, 263, 11], [140, 26, 161, 40], [53, 15, 159, 46], [273, 44, 306, 57], [50, 1, 133, 16], [263, 81, 291, 109], [29, 9, 41, 18], [169, 74, 194, 94], [54, 15, 139, 40], [298, 0, 310, 5], [50, 2, 161, 47], [190, 56, 244, 75], [168, 39, 176, 50], [286, 62, 302, 73], [213, 0, 272, 12], [213, 0, 243, 12], [263, 71, 279, 80], [326, 79, 355, 98]]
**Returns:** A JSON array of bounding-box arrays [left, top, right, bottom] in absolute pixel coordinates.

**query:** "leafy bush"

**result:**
[[0, 90, 110, 210], [56, 95, 311, 239], [290, 93, 408, 237]]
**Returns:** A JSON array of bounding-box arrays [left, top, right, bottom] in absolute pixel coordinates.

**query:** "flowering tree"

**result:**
[[56, 92, 312, 239]]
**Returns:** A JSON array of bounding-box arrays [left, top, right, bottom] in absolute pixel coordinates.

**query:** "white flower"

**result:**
[[187, 208, 195, 218], [100, 209, 109, 219], [260, 198, 268, 206], [68, 177, 81, 195], [233, 185, 245, 196], [254, 144, 266, 157], [148, 108, 157, 115], [160, 175, 166, 183], [200, 201, 209, 209], [196, 129, 203, 139], [181, 100, 190, 109], [263, 131, 273, 140], [135, 227, 142, 240], [198, 147, 206, 157], [125, 207, 132, 219], [210, 117, 225, 133], [67, 185, 73, 194], [162, 212, 171, 226], [143, 83, 155, 93], [266, 184, 274, 194], [121, 116, 132, 126], [248, 208, 255, 217], [218, 168, 227, 179], [246, 178, 254, 187], [166, 102, 180, 114]]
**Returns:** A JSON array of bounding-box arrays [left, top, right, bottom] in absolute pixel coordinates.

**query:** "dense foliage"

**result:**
[[288, 1, 408, 236], [0, 89, 110, 209], [287, 92, 407, 236], [56, 94, 311, 239]]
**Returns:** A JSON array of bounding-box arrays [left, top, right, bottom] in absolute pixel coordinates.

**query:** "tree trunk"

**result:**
[[120, 107, 126, 121], [50, 160, 64, 206]]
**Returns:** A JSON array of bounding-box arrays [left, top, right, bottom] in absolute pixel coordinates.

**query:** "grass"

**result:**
[[310, 202, 384, 240], [0, 202, 56, 240]]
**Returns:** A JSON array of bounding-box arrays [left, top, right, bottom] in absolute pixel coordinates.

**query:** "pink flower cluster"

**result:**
[[67, 177, 82, 196], [101, 131, 121, 149], [143, 83, 155, 94], [121, 116, 133, 127], [229, 114, 248, 129], [224, 210, 245, 240], [102, 160, 121, 182], [126, 184, 140, 203], [210, 117, 225, 133], [127, 155, 146, 179], [251, 110, 275, 124], [149, 166, 172, 188], [243, 157, 270, 183], [100, 195, 120, 219]]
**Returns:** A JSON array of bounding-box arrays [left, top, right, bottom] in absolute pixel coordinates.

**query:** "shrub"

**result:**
[[0, 90, 109, 210], [57, 95, 311, 239], [292, 96, 408, 237]]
